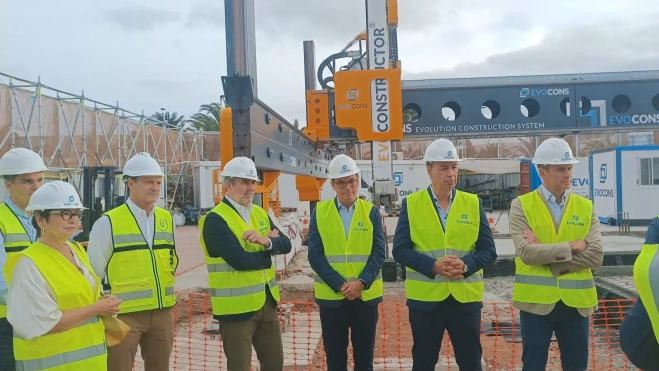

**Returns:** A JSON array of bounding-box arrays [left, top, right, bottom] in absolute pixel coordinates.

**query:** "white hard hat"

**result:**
[[0, 148, 49, 177], [220, 157, 259, 181], [328, 154, 359, 179], [424, 139, 461, 162], [26, 180, 86, 211], [123, 152, 165, 178], [532, 138, 579, 165]]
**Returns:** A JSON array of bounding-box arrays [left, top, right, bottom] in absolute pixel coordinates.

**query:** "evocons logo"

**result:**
[[567, 214, 585, 227], [456, 213, 472, 225], [353, 221, 368, 232], [520, 87, 570, 98], [347, 89, 358, 101], [599, 164, 607, 183], [393, 172, 403, 186]]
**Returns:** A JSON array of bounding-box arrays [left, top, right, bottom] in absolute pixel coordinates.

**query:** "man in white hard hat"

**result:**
[[510, 137, 603, 371], [0, 147, 48, 371], [87, 152, 178, 371], [308, 154, 385, 371], [392, 138, 497, 371], [198, 156, 292, 371]]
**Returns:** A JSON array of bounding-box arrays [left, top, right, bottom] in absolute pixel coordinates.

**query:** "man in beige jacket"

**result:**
[[510, 138, 603, 371]]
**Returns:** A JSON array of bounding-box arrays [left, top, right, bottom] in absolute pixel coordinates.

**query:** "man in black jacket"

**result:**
[[199, 156, 292, 371]]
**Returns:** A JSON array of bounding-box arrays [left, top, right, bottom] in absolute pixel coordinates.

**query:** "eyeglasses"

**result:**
[[50, 210, 84, 221], [333, 179, 359, 188]]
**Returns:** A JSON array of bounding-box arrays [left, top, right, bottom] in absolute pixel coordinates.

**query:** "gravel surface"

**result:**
[[484, 276, 515, 302]]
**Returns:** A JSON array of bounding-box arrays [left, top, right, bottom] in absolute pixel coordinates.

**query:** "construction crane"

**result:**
[[213, 0, 402, 213]]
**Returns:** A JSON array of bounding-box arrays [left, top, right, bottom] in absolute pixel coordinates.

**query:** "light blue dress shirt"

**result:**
[[430, 188, 455, 230], [539, 185, 566, 221], [337, 198, 357, 238], [0, 197, 37, 304]]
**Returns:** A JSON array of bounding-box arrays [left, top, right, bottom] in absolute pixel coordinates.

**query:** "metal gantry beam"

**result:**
[[222, 0, 332, 178]]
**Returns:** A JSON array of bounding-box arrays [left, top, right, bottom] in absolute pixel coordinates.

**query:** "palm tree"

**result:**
[[150, 111, 186, 130], [504, 137, 537, 158], [187, 103, 223, 132]]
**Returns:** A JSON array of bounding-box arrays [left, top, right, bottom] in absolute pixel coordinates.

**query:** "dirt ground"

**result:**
[[279, 279, 637, 371]]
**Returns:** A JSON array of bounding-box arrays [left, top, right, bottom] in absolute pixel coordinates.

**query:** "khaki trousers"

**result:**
[[108, 307, 174, 371], [220, 295, 284, 371]]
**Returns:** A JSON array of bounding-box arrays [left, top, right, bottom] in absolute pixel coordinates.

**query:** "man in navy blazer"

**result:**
[[308, 154, 386, 371], [393, 138, 497, 371]]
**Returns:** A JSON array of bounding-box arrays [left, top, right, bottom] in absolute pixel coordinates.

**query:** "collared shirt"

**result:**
[[540, 185, 566, 221], [225, 196, 253, 225], [430, 188, 455, 230], [337, 198, 357, 238], [224, 196, 272, 250], [87, 198, 157, 280], [0, 197, 37, 304]]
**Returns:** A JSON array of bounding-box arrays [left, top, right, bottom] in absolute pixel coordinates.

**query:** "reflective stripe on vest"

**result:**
[[199, 202, 279, 316], [4, 241, 107, 371], [105, 204, 178, 314], [513, 190, 598, 308], [313, 199, 383, 301], [405, 189, 484, 303], [0, 203, 33, 318], [633, 219, 659, 342]]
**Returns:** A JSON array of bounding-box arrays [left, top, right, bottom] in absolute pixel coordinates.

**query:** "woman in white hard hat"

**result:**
[[0, 147, 49, 371], [4, 181, 121, 371]]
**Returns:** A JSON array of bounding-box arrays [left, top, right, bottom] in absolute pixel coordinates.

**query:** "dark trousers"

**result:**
[[0, 318, 15, 371], [409, 300, 483, 371], [520, 301, 589, 371], [319, 300, 379, 371]]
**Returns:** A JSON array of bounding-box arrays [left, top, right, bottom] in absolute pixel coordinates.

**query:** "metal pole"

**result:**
[[37, 77, 44, 156], [81, 91, 87, 167]]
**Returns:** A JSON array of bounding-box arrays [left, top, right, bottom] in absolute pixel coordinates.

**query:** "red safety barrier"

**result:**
[[129, 293, 638, 371]]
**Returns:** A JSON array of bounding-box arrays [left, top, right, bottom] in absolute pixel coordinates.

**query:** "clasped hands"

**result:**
[[433, 255, 465, 280], [242, 229, 279, 247], [340, 280, 365, 301]]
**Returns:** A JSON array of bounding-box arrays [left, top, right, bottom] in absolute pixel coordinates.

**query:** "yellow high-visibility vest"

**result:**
[[4, 241, 107, 371], [313, 199, 383, 302], [632, 216, 659, 342], [513, 190, 598, 308], [0, 202, 33, 318], [104, 204, 178, 314], [198, 202, 279, 316], [405, 189, 484, 303]]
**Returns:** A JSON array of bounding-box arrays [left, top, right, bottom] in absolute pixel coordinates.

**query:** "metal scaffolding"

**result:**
[[0, 72, 221, 209]]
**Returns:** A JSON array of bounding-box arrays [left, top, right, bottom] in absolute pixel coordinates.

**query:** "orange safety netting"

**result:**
[[129, 294, 638, 371]]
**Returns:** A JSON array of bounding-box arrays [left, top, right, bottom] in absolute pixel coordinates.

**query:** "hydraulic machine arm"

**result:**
[[304, 0, 404, 210], [216, 0, 331, 211]]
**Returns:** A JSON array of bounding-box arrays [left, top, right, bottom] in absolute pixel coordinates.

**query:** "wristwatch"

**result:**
[[463, 264, 469, 273]]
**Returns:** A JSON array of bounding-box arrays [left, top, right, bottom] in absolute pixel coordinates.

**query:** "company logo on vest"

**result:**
[[353, 221, 369, 232], [258, 220, 268, 233], [456, 213, 473, 225], [567, 214, 585, 227], [158, 218, 169, 231]]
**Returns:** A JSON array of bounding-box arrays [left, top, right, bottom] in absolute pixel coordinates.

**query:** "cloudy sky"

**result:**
[[1, 0, 658, 127]]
